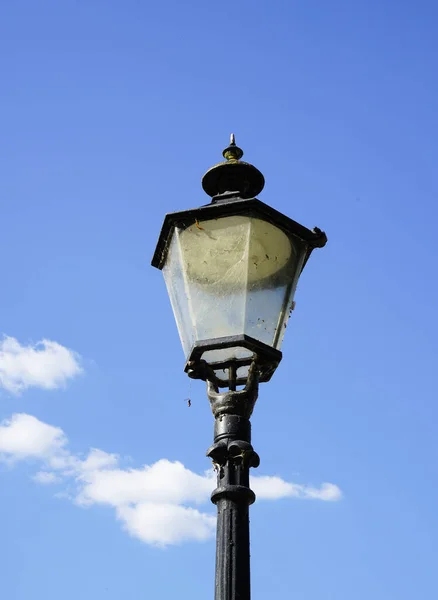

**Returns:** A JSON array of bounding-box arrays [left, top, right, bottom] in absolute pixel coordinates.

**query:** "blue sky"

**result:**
[[1, 1, 438, 598]]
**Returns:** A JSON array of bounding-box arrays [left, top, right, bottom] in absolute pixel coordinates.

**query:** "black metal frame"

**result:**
[[185, 334, 282, 388]]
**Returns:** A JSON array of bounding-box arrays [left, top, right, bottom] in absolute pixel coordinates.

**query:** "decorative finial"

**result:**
[[223, 134, 244, 161], [202, 134, 265, 199]]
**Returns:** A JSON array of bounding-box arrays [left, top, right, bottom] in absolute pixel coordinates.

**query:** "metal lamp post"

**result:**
[[152, 135, 327, 600]]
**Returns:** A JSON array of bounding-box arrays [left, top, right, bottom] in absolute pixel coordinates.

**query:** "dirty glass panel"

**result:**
[[243, 220, 306, 349], [177, 216, 250, 344], [162, 215, 306, 366], [162, 231, 195, 358]]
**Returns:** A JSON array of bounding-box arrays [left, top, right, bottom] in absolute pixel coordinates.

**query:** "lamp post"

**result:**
[[152, 135, 327, 600]]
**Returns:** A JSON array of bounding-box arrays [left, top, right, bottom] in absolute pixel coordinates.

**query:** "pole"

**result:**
[[206, 362, 260, 600]]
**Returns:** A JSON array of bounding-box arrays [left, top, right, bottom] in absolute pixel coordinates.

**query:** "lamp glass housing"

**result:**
[[162, 214, 306, 380]]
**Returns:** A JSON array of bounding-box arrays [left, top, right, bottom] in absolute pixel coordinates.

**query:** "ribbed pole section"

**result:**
[[214, 493, 252, 600]]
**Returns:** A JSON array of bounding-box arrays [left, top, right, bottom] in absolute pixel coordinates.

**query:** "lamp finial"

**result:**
[[202, 134, 265, 199], [223, 134, 244, 161]]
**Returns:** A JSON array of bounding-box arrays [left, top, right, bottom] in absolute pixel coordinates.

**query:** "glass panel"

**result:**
[[177, 216, 250, 344], [162, 232, 195, 357], [244, 219, 306, 349], [162, 214, 305, 363]]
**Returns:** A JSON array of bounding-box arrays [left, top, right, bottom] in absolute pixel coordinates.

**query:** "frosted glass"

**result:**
[[162, 215, 306, 365]]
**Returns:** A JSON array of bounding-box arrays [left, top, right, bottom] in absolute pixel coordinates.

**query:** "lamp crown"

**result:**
[[202, 134, 265, 200]]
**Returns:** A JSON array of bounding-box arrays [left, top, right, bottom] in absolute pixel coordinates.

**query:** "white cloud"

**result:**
[[117, 504, 216, 547], [0, 413, 342, 547], [251, 475, 342, 502], [79, 448, 119, 473], [76, 459, 214, 507], [0, 336, 82, 394], [0, 413, 67, 460]]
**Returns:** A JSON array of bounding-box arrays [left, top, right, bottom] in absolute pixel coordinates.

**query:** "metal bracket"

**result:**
[[207, 360, 260, 419]]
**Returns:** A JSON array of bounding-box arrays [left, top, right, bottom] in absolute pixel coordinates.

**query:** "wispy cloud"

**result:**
[[32, 471, 61, 484], [0, 336, 82, 394], [0, 413, 342, 547], [252, 475, 342, 501]]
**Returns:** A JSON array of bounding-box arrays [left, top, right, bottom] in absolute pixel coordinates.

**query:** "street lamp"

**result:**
[[152, 135, 327, 600]]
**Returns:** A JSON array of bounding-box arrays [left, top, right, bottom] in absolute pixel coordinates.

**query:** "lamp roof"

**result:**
[[151, 196, 327, 271]]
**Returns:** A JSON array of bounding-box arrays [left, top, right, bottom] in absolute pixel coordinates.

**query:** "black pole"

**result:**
[[206, 362, 260, 600]]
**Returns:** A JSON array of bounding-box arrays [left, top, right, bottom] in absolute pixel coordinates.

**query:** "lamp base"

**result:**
[[185, 334, 282, 388]]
